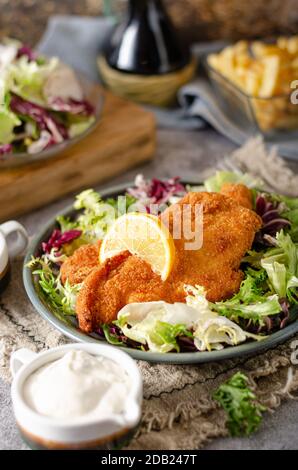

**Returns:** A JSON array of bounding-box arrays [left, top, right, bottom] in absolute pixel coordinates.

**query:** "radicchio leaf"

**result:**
[[255, 194, 291, 245], [10, 94, 68, 144], [42, 229, 82, 254], [127, 175, 186, 212], [16, 45, 37, 61], [47, 97, 94, 116], [0, 143, 13, 156]]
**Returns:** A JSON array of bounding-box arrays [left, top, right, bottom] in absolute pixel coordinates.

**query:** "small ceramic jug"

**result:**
[[0, 221, 28, 292]]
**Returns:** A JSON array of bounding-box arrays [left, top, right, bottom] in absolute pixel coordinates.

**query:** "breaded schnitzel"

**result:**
[[60, 241, 101, 285], [76, 254, 170, 331], [66, 188, 262, 332], [220, 183, 253, 209]]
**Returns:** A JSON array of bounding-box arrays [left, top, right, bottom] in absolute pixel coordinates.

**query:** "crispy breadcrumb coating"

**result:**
[[68, 189, 262, 332]]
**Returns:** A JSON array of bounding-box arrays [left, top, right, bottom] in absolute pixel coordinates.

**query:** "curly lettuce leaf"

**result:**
[[267, 193, 298, 241], [31, 260, 81, 316], [211, 269, 281, 325], [213, 295, 281, 324], [0, 93, 21, 144], [116, 290, 262, 353], [261, 231, 298, 301], [204, 171, 262, 192], [149, 321, 193, 353], [213, 372, 266, 436], [71, 189, 136, 241], [8, 55, 58, 105], [56, 215, 79, 232], [232, 268, 268, 303], [260, 261, 287, 298], [116, 301, 198, 353]]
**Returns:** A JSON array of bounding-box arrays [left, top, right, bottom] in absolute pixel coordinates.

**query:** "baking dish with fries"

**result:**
[[205, 37, 298, 135]]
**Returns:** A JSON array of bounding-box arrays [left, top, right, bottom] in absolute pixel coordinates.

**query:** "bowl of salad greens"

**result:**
[[23, 173, 298, 364], [0, 39, 103, 168]]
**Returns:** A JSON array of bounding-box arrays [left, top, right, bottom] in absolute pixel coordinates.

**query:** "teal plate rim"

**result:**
[[23, 181, 298, 364]]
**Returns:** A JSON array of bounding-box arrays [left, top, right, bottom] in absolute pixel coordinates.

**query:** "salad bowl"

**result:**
[[0, 40, 104, 169], [0, 73, 104, 169], [23, 180, 298, 364]]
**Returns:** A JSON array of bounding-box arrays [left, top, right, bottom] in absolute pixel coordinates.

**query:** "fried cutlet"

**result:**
[[220, 183, 253, 209], [74, 191, 262, 332], [60, 241, 101, 285]]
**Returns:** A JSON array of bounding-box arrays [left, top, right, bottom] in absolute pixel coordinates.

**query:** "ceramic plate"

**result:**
[[23, 182, 298, 364], [0, 72, 104, 169]]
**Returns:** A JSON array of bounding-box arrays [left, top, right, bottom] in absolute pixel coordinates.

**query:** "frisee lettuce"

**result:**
[[213, 372, 266, 436], [115, 290, 263, 353], [56, 189, 137, 241], [213, 296, 281, 324], [116, 302, 197, 353], [185, 285, 263, 350], [27, 256, 81, 316], [211, 267, 281, 325], [204, 171, 262, 193]]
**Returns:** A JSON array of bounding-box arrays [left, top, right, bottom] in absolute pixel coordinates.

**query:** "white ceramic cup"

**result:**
[[0, 220, 28, 280], [10, 343, 143, 450]]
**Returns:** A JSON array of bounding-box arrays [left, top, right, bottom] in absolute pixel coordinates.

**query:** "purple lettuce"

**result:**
[[47, 97, 94, 116], [0, 144, 13, 156], [42, 229, 82, 254], [16, 45, 37, 61], [98, 324, 198, 352], [10, 94, 68, 145], [255, 193, 291, 245], [127, 175, 186, 211]]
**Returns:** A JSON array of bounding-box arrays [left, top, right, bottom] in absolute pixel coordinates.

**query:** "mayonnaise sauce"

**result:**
[[23, 350, 130, 421]]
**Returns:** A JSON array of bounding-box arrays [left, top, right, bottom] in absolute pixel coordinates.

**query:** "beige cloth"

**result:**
[[1, 257, 298, 450]]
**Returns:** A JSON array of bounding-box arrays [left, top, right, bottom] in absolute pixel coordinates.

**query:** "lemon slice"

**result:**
[[99, 212, 175, 281]]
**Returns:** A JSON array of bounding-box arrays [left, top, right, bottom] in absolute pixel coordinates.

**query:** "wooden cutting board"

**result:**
[[0, 87, 156, 221]]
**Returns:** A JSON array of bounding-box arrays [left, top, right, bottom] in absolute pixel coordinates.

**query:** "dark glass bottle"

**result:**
[[104, 0, 190, 75], [0, 263, 10, 293]]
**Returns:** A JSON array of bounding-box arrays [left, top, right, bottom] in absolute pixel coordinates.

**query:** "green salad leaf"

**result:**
[[115, 302, 198, 353], [32, 264, 81, 316], [204, 171, 262, 192], [8, 55, 58, 105], [213, 372, 266, 436], [232, 268, 268, 303], [148, 321, 193, 353], [68, 117, 96, 138], [0, 93, 21, 144], [101, 325, 125, 346], [261, 231, 298, 302], [267, 193, 298, 241], [57, 189, 137, 241], [212, 268, 281, 325], [213, 296, 281, 324], [56, 215, 79, 232]]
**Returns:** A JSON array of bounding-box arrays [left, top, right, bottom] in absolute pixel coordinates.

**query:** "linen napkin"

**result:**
[[37, 15, 298, 160]]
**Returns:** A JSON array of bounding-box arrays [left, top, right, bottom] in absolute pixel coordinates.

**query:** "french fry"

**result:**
[[259, 55, 280, 98], [207, 36, 298, 132]]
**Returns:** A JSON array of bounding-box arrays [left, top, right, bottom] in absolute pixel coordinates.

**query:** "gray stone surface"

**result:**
[[1, 128, 298, 450]]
